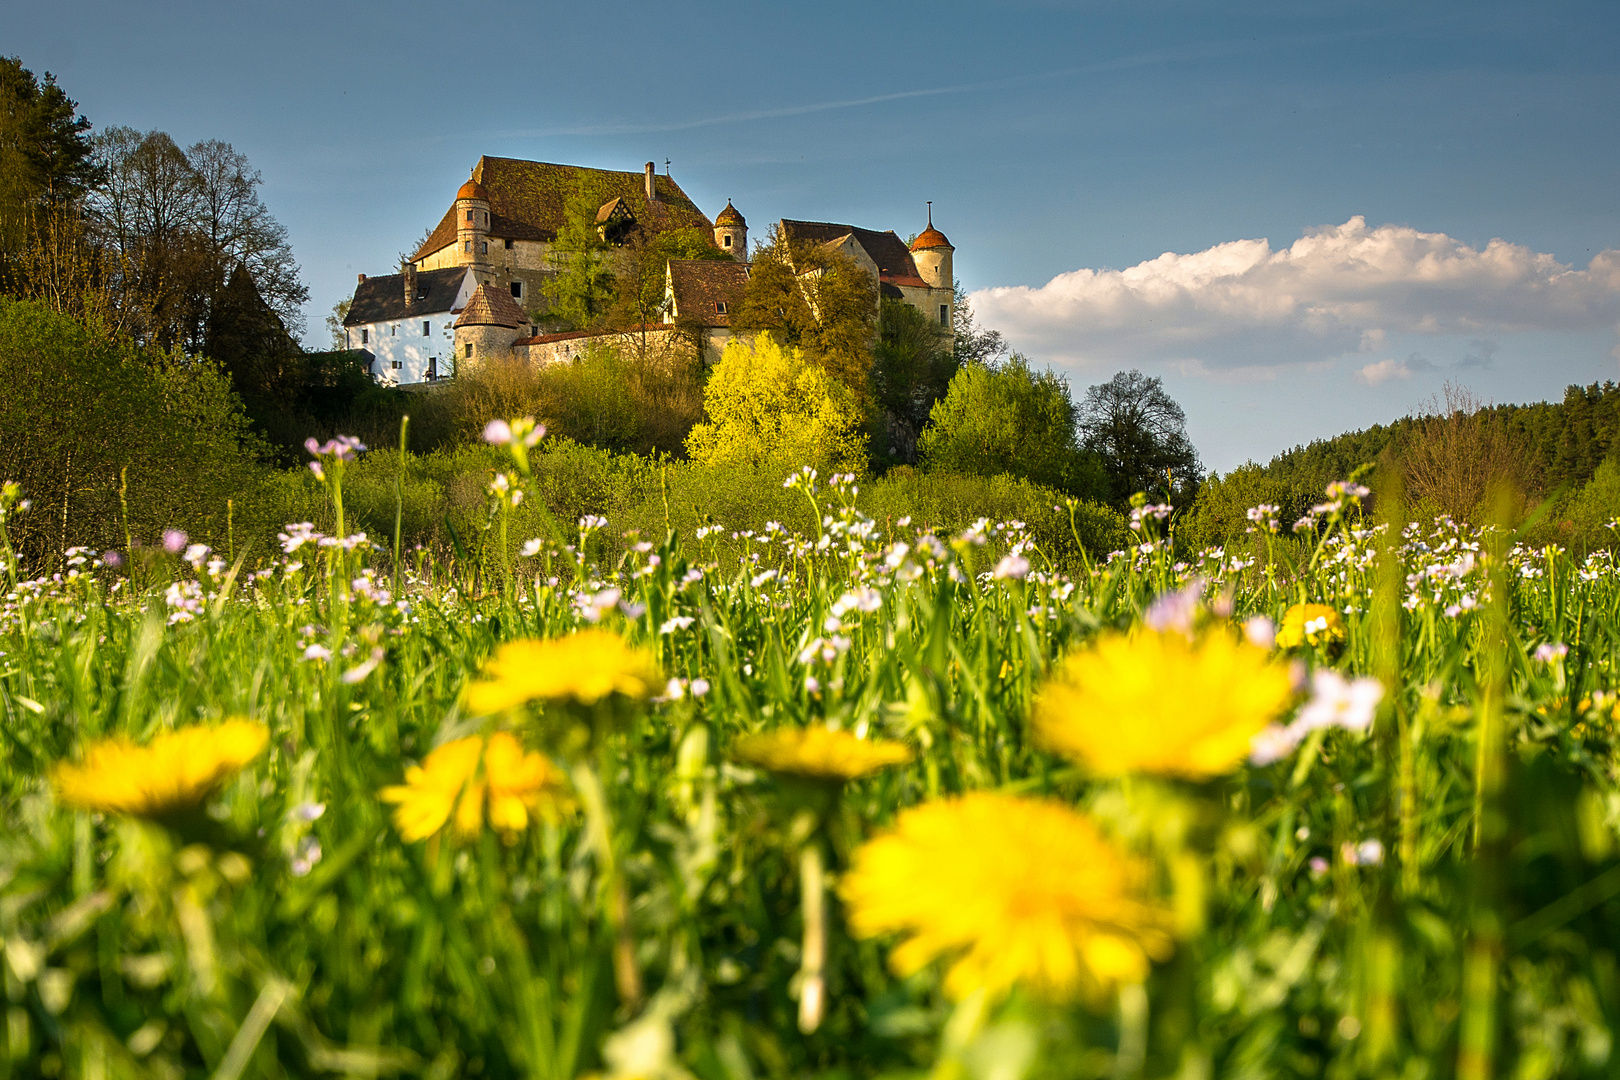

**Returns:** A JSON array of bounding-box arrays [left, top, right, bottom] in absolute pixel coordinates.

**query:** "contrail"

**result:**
[[489, 39, 1266, 139]]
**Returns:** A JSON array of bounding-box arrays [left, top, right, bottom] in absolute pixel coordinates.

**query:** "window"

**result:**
[[464, 240, 471, 253], [504, 238, 514, 249], [723, 234, 732, 248], [939, 304, 949, 327], [391, 360, 401, 370], [427, 357, 438, 380], [465, 343, 473, 358], [480, 242, 488, 254], [715, 301, 728, 315], [390, 324, 396, 336], [481, 211, 487, 226], [360, 328, 368, 344], [423, 321, 431, 336], [510, 281, 523, 299]]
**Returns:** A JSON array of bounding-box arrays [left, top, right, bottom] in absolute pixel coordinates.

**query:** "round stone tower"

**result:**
[[455, 177, 492, 276], [714, 200, 747, 261], [909, 203, 953, 290]]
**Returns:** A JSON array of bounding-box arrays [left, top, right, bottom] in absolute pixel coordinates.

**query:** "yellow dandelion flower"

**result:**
[[52, 719, 269, 819], [732, 726, 912, 782], [1034, 628, 1293, 778], [1274, 603, 1346, 649], [464, 631, 660, 715], [842, 792, 1172, 1002], [379, 732, 569, 842]]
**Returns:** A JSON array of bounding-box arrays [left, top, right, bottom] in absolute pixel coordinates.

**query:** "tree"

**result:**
[[85, 127, 307, 350], [610, 225, 728, 330], [0, 56, 98, 264], [1401, 383, 1530, 522], [732, 226, 877, 398], [326, 298, 351, 349], [185, 139, 306, 335], [872, 298, 956, 464], [1078, 369, 1202, 504], [950, 281, 1007, 369], [918, 354, 1106, 497], [541, 186, 616, 331], [686, 334, 866, 474]]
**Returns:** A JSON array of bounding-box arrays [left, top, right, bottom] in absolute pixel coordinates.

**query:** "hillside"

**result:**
[[1181, 381, 1620, 549]]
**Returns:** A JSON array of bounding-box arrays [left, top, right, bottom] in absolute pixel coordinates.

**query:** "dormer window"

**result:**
[[715, 301, 728, 315], [416, 285, 429, 301]]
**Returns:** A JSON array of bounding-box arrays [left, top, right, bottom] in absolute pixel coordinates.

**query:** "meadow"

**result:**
[[2, 428, 1619, 1080]]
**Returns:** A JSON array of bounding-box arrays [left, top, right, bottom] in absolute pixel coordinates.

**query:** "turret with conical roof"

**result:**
[[713, 199, 747, 262], [455, 174, 492, 275], [909, 202, 953, 291]]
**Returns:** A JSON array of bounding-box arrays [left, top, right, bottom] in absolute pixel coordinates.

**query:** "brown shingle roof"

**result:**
[[344, 267, 469, 325], [455, 283, 529, 328], [780, 219, 921, 279], [668, 259, 748, 327], [415, 156, 716, 261]]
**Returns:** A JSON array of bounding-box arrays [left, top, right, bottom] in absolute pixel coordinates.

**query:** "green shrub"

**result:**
[[0, 298, 265, 564]]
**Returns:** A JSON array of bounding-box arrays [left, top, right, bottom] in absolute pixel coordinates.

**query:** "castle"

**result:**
[[342, 156, 954, 384]]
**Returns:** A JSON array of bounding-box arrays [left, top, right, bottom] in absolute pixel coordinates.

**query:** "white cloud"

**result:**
[[1355, 354, 1434, 386], [971, 217, 1620, 373]]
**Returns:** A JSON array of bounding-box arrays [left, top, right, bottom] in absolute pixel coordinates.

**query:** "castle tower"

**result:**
[[455, 177, 492, 277], [909, 202, 953, 290], [714, 200, 747, 261]]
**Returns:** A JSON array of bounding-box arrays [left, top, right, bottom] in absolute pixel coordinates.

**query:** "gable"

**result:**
[[780, 219, 920, 280]]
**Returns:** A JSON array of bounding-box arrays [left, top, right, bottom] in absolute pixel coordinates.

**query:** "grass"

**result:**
[[2, 453, 1620, 1080]]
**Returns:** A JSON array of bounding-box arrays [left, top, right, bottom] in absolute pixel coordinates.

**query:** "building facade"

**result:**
[[344, 156, 956, 384]]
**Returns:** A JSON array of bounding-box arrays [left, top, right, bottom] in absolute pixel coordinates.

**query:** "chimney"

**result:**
[[401, 260, 416, 308], [358, 273, 367, 284], [644, 162, 657, 202]]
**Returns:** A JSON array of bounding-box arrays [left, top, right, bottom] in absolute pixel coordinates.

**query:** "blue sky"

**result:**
[[7, 0, 1619, 470]]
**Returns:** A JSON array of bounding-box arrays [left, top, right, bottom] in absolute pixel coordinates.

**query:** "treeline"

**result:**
[[0, 55, 409, 462], [1182, 382, 1620, 550]]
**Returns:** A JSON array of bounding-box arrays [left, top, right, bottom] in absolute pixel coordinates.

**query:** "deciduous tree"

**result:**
[[1078, 369, 1202, 504], [732, 226, 877, 398], [918, 354, 1105, 497], [686, 334, 866, 473]]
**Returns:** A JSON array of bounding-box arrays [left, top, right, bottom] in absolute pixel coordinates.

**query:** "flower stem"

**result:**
[[798, 840, 826, 1034]]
